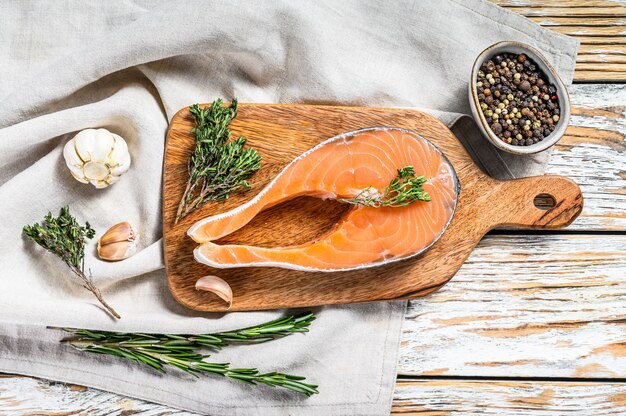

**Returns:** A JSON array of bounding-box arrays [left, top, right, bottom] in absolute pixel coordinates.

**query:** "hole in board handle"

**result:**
[[534, 193, 556, 210]]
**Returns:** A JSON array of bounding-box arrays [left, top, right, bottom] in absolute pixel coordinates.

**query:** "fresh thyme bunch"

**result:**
[[59, 313, 318, 396], [342, 166, 431, 208], [175, 98, 262, 223], [23, 206, 120, 319]]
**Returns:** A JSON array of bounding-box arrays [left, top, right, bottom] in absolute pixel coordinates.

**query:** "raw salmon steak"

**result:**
[[188, 127, 460, 272]]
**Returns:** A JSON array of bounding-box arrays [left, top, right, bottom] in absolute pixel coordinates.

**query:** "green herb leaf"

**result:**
[[175, 98, 262, 223], [23, 206, 120, 319], [341, 165, 431, 208], [57, 313, 318, 396]]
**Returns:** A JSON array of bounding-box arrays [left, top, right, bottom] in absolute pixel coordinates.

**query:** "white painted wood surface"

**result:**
[[3, 377, 626, 415], [0, 377, 626, 416], [1, 14, 625, 413], [549, 84, 626, 231], [0, 375, 191, 416], [399, 234, 626, 377], [493, 0, 626, 80], [392, 380, 626, 415]]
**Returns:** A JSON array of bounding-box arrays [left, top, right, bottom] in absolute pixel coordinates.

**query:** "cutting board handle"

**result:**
[[492, 175, 583, 229]]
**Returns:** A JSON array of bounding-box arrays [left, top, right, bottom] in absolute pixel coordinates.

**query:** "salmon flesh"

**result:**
[[188, 127, 460, 272]]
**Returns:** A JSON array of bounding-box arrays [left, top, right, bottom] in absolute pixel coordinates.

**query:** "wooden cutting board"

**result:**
[[163, 104, 583, 312]]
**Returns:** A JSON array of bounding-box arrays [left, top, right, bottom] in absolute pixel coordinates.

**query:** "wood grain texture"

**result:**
[[399, 234, 626, 378], [163, 104, 582, 312], [392, 379, 626, 415], [493, 0, 626, 80], [0, 375, 192, 415], [2, 376, 625, 416], [551, 84, 626, 230]]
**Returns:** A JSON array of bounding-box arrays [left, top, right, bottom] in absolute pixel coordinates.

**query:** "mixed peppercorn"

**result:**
[[476, 53, 560, 146]]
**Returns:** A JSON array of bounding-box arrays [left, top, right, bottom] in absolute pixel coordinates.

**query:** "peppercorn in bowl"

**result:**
[[469, 41, 570, 155]]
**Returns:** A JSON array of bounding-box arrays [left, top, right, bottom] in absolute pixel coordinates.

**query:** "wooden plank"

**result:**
[[2, 375, 625, 415], [543, 25, 626, 37], [0, 375, 190, 415], [575, 40, 626, 80], [571, 71, 626, 81], [392, 379, 626, 415], [576, 63, 626, 73], [577, 54, 626, 64], [506, 8, 626, 18], [495, 1, 626, 17], [575, 36, 626, 44], [550, 84, 626, 231], [489, 0, 626, 81], [579, 44, 626, 55], [528, 16, 626, 26], [398, 234, 626, 378], [495, 0, 626, 7]]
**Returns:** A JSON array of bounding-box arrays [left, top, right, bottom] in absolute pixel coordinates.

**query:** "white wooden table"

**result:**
[[1, 1, 625, 414]]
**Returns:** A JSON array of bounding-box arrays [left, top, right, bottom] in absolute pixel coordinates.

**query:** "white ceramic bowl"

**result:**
[[469, 41, 570, 155]]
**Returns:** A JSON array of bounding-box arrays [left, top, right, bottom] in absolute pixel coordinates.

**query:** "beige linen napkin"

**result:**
[[0, 0, 577, 414]]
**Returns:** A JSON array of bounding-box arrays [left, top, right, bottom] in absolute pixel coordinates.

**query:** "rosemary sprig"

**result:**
[[341, 165, 431, 208], [58, 313, 318, 396], [60, 313, 315, 350], [175, 98, 262, 223], [23, 206, 120, 319]]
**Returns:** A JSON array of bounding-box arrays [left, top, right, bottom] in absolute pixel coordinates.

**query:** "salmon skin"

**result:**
[[188, 127, 460, 272]]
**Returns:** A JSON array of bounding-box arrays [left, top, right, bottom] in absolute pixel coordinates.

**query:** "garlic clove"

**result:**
[[97, 221, 138, 261], [93, 180, 110, 189], [98, 240, 137, 261], [91, 129, 116, 161], [110, 164, 130, 177], [99, 221, 137, 245], [195, 275, 233, 309], [110, 154, 131, 176], [70, 171, 89, 184], [63, 137, 87, 182], [67, 164, 87, 180], [73, 129, 96, 162], [63, 139, 84, 166], [107, 133, 129, 164], [74, 128, 115, 163], [106, 175, 121, 186]]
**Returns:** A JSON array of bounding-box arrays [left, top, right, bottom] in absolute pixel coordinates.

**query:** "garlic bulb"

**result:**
[[63, 128, 131, 188], [97, 222, 138, 261]]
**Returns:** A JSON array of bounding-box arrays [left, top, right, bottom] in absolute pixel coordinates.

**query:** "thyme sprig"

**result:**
[[341, 166, 431, 208], [58, 313, 318, 396], [23, 206, 120, 319], [175, 98, 262, 223]]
